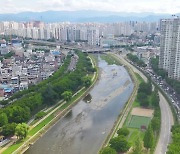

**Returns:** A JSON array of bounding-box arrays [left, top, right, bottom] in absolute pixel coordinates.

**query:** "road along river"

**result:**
[[25, 55, 134, 154]]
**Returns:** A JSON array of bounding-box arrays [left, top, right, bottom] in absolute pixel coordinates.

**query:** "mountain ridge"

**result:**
[[0, 10, 177, 22]]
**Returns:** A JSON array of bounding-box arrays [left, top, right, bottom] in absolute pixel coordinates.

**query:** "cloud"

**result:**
[[0, 0, 179, 14]]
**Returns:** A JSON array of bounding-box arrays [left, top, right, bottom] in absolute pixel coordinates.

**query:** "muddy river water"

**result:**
[[25, 55, 134, 154]]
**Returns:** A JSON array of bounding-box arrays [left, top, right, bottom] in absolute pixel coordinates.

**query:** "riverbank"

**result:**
[[98, 52, 139, 153], [1, 54, 99, 154]]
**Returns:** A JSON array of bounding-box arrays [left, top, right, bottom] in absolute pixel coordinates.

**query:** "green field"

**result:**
[[100, 54, 121, 65], [128, 115, 151, 129], [127, 128, 145, 145]]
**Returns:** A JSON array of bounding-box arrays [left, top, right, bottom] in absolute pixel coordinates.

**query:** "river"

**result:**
[[25, 55, 134, 154]]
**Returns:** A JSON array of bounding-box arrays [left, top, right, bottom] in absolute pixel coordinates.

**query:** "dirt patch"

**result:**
[[131, 107, 154, 118]]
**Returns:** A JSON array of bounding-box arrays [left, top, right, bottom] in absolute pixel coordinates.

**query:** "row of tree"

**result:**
[[150, 57, 167, 79], [101, 128, 130, 154], [150, 58, 180, 154], [127, 53, 147, 67], [132, 87, 160, 153], [139, 82, 161, 151], [166, 78, 180, 95], [135, 75, 161, 152], [137, 80, 160, 109], [167, 124, 180, 153], [137, 81, 152, 107], [0, 50, 95, 137], [150, 56, 180, 95], [135, 87, 160, 152]]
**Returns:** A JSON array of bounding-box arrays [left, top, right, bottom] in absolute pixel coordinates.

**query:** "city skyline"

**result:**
[[0, 1, 179, 153], [0, 0, 180, 14]]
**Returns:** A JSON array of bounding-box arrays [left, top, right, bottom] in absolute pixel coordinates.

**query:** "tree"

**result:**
[[167, 144, 180, 154], [82, 76, 92, 87], [167, 125, 180, 154], [87, 67, 96, 73], [0, 100, 9, 105], [150, 57, 168, 79], [5, 106, 31, 123], [137, 92, 149, 107], [143, 125, 154, 149], [151, 89, 159, 108], [61, 91, 72, 102], [35, 111, 46, 120], [110, 136, 130, 153], [15, 123, 29, 139], [138, 82, 152, 95], [151, 117, 160, 133], [0, 113, 8, 127], [166, 78, 180, 95], [127, 53, 146, 67], [141, 98, 149, 107], [117, 127, 130, 137], [101, 146, 116, 154], [2, 123, 17, 136], [42, 84, 58, 105], [132, 137, 143, 154]]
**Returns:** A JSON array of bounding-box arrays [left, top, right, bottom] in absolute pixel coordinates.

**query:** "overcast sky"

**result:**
[[0, 0, 179, 14]]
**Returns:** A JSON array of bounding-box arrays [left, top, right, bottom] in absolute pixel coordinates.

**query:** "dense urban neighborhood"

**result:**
[[0, 1, 180, 154]]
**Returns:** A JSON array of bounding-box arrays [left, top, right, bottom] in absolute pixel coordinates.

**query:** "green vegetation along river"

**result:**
[[25, 55, 134, 154]]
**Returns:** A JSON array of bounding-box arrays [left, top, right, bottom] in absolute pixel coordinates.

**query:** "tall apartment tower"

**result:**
[[87, 29, 99, 46], [159, 18, 180, 81]]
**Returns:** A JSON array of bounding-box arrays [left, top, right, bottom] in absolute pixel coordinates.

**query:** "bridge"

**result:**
[[24, 40, 110, 53], [24, 40, 62, 46], [82, 49, 110, 53]]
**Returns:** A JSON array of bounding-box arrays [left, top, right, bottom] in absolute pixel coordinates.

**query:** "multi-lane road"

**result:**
[[145, 68, 180, 120], [155, 92, 174, 154]]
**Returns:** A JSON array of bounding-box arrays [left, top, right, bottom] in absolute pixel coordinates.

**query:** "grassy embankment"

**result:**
[[100, 54, 122, 65], [2, 54, 99, 154]]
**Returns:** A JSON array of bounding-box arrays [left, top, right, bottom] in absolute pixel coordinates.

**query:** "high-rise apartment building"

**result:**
[[159, 18, 180, 81], [87, 29, 99, 46]]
